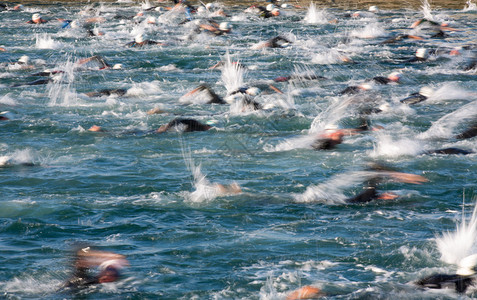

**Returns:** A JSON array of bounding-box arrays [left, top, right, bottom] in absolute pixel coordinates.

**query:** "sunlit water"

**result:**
[[1, 1, 477, 299]]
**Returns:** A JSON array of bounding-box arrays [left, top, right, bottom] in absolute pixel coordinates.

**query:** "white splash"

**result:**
[[436, 199, 477, 275], [35, 34, 62, 50], [464, 0, 477, 11], [418, 100, 477, 139], [370, 134, 424, 158], [0, 149, 35, 167], [420, 0, 434, 21], [294, 171, 377, 204], [48, 58, 77, 106], [221, 51, 246, 95], [351, 22, 387, 39], [304, 3, 329, 24]]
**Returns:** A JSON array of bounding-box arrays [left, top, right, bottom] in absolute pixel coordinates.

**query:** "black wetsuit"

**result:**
[[346, 186, 379, 203], [194, 85, 226, 104], [125, 40, 160, 47], [86, 89, 127, 97], [424, 148, 473, 155], [416, 273, 475, 293], [164, 118, 212, 132], [339, 86, 362, 95], [400, 93, 427, 105], [456, 123, 477, 139], [268, 36, 291, 48]]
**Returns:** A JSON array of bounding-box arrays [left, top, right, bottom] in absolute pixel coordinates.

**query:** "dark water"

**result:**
[[1, 1, 477, 299]]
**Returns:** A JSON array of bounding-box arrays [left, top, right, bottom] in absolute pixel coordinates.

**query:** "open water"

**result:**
[[1, 1, 477, 299]]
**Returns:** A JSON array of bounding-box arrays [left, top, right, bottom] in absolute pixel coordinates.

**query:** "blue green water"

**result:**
[[1, 1, 477, 299]]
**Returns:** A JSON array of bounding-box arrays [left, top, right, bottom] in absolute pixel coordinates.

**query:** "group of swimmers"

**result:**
[[1, 0, 477, 298]]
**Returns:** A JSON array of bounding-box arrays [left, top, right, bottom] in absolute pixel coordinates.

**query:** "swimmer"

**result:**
[[0, 47, 5, 52], [381, 34, 424, 44], [181, 84, 226, 104], [76, 55, 111, 70], [274, 74, 327, 82], [27, 13, 48, 24], [125, 34, 165, 47], [286, 285, 322, 300], [10, 55, 35, 70], [423, 148, 473, 155], [156, 118, 212, 133], [369, 72, 402, 85], [405, 48, 429, 63], [416, 273, 475, 293], [455, 121, 477, 140], [338, 83, 372, 95], [254, 36, 292, 49], [197, 21, 232, 36], [63, 246, 129, 289], [84, 88, 127, 98], [346, 164, 428, 203], [311, 128, 358, 150], [400, 86, 434, 105], [0, 111, 9, 121]]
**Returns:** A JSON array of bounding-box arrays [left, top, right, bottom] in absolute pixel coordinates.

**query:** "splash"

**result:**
[[351, 22, 387, 39], [221, 51, 246, 95], [420, 0, 434, 20], [463, 0, 477, 11], [35, 34, 62, 50], [294, 171, 378, 204], [436, 198, 477, 274], [418, 100, 477, 139], [47, 58, 77, 106], [304, 3, 329, 24], [370, 134, 424, 158], [0, 149, 35, 167]]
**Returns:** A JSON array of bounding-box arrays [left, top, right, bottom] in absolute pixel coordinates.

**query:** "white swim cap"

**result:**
[[113, 64, 123, 70], [246, 87, 260, 96], [419, 86, 434, 97], [147, 16, 156, 24], [135, 34, 144, 43], [205, 3, 214, 10], [18, 55, 29, 64], [32, 13, 41, 21], [281, 3, 289, 8], [359, 83, 372, 91], [368, 5, 379, 12], [219, 22, 231, 31], [388, 72, 402, 82], [416, 48, 429, 59], [266, 4, 275, 11]]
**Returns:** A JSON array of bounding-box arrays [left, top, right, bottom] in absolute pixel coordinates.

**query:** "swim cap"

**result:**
[[281, 3, 288, 8], [368, 5, 379, 12], [271, 8, 280, 16], [219, 22, 231, 31], [388, 72, 402, 82], [359, 83, 372, 91], [147, 16, 156, 24], [135, 34, 144, 43], [266, 4, 275, 11], [246, 87, 260, 96], [32, 13, 41, 21], [205, 3, 214, 10], [416, 48, 429, 59], [419, 86, 433, 97], [18, 55, 29, 64], [112, 64, 123, 70]]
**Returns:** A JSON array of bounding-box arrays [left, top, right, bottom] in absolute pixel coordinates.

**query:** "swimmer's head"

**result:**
[[97, 259, 128, 283], [368, 5, 379, 13], [266, 4, 275, 11], [358, 83, 372, 91], [271, 8, 280, 16], [219, 22, 232, 32], [416, 48, 429, 59], [14, 4, 24, 10], [112, 64, 123, 70], [32, 13, 41, 21], [135, 34, 144, 43], [147, 16, 156, 24], [450, 46, 462, 56], [281, 3, 289, 8], [388, 72, 402, 82], [246, 87, 260, 96], [205, 3, 215, 10], [18, 55, 29, 64], [419, 86, 434, 98], [88, 125, 103, 132]]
